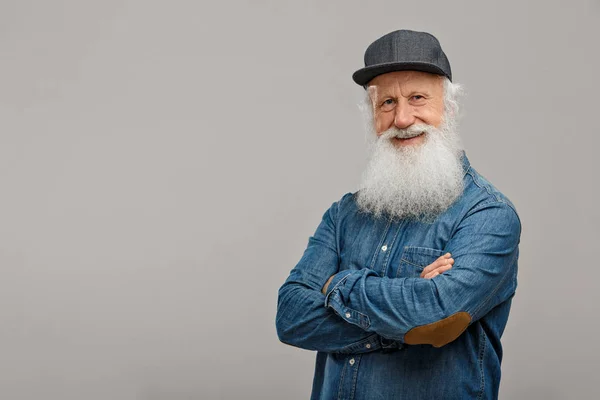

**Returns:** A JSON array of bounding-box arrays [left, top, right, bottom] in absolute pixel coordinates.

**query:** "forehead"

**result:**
[[367, 70, 443, 98]]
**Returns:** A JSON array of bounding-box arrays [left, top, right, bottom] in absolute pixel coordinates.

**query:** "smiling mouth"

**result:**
[[395, 132, 425, 141]]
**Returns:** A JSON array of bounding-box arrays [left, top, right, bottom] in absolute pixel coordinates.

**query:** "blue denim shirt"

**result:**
[[276, 152, 521, 400]]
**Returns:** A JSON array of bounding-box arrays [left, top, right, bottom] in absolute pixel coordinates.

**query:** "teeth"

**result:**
[[397, 132, 422, 139]]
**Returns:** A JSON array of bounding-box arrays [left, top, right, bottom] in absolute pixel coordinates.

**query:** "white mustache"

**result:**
[[380, 124, 432, 140]]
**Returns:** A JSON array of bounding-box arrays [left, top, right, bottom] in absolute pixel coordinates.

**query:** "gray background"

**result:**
[[0, 0, 598, 399]]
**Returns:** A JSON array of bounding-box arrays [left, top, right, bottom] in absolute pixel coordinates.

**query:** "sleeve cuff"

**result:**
[[323, 270, 371, 330], [323, 270, 354, 306]]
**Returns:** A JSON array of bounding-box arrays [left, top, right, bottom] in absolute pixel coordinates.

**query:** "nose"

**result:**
[[393, 102, 415, 129]]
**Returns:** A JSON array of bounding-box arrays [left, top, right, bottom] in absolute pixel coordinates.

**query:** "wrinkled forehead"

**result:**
[[366, 71, 444, 100]]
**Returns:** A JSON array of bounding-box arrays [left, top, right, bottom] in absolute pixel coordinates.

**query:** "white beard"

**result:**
[[356, 118, 465, 221]]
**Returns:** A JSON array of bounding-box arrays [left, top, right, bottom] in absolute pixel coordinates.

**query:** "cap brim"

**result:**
[[352, 62, 449, 86]]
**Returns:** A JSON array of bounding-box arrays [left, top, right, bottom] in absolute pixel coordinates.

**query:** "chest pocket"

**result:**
[[396, 246, 446, 278]]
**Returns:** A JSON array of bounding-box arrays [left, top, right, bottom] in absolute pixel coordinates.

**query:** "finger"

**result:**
[[424, 270, 440, 279], [422, 260, 454, 278], [421, 255, 453, 277], [421, 256, 447, 276], [421, 259, 444, 277], [433, 264, 453, 274]]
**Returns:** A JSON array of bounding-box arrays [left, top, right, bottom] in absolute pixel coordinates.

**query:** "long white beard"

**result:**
[[356, 118, 465, 221]]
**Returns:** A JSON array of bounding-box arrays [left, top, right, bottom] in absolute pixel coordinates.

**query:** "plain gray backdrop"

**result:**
[[0, 0, 598, 399]]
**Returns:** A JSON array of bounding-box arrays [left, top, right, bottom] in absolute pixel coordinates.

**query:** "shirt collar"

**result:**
[[460, 150, 471, 177]]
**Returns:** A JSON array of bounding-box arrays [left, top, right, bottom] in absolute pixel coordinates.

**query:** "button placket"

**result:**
[[337, 354, 362, 400], [368, 219, 392, 272], [378, 221, 403, 276]]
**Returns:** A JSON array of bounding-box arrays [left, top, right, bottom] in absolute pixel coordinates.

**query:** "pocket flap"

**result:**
[[400, 246, 446, 268]]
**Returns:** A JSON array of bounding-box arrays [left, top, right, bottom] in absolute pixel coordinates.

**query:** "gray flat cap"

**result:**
[[352, 29, 452, 86]]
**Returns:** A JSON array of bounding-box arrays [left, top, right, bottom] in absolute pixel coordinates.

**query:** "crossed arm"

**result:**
[[276, 198, 521, 352], [275, 201, 379, 354], [321, 254, 453, 295]]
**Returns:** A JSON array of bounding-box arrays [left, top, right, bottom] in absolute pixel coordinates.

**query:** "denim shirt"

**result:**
[[276, 152, 521, 400]]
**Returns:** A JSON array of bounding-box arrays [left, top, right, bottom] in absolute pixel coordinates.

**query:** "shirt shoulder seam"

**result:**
[[465, 169, 520, 218]]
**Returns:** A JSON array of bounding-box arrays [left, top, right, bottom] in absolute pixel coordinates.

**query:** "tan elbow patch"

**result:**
[[404, 312, 471, 348]]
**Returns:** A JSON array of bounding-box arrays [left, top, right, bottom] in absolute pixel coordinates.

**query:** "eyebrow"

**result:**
[[372, 85, 433, 99]]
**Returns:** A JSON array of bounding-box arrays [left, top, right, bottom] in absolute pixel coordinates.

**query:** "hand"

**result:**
[[420, 253, 454, 279], [321, 274, 335, 294]]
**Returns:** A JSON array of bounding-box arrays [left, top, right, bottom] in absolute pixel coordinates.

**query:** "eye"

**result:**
[[411, 95, 424, 101], [380, 98, 396, 111]]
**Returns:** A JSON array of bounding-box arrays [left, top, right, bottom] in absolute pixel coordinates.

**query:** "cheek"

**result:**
[[426, 101, 445, 127], [429, 113, 443, 128], [374, 114, 393, 134], [416, 108, 443, 128]]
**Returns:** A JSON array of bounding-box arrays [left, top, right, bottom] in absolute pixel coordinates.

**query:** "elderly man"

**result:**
[[276, 30, 521, 400]]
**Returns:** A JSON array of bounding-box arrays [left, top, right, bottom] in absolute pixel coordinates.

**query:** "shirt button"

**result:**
[[345, 312, 351, 318], [381, 245, 388, 252], [365, 343, 371, 349], [349, 358, 355, 365]]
